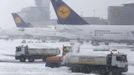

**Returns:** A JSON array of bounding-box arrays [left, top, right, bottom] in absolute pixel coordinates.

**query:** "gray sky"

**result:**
[[0, 0, 35, 28], [0, 0, 134, 28]]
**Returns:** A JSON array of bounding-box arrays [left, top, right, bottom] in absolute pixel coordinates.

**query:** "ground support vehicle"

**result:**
[[63, 52, 128, 75], [15, 45, 60, 62]]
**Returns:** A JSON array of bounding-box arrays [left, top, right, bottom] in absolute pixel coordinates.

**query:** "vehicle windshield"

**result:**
[[116, 55, 127, 62], [16, 47, 21, 52]]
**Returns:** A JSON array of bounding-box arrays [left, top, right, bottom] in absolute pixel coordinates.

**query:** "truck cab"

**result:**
[[15, 45, 26, 59], [15, 45, 28, 62], [110, 53, 128, 72], [106, 52, 128, 75]]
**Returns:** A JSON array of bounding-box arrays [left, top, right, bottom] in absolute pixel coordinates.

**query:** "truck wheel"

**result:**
[[100, 69, 106, 75], [70, 66, 79, 72], [45, 62, 50, 67], [42, 57, 46, 62], [20, 57, 26, 62], [45, 61, 53, 68], [46, 62, 60, 68], [70, 67, 76, 72], [28, 57, 34, 62], [82, 67, 91, 73], [112, 70, 121, 75]]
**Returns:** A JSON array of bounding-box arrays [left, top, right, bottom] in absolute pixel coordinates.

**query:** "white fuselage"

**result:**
[[1, 25, 134, 43], [56, 25, 134, 43]]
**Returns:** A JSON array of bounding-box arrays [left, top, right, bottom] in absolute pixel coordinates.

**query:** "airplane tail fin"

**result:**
[[51, 0, 89, 25], [12, 13, 31, 28]]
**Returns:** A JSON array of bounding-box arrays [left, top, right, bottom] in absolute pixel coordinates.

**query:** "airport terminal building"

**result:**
[[108, 3, 134, 25]]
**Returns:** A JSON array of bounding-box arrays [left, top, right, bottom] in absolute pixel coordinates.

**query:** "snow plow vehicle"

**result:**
[[15, 45, 60, 62], [45, 45, 71, 68], [63, 52, 128, 75]]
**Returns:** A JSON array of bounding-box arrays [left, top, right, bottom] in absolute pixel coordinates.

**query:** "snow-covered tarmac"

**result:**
[[0, 39, 134, 75]]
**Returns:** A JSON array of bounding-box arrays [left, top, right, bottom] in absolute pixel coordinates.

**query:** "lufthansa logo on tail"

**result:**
[[57, 5, 71, 19], [15, 17, 22, 25]]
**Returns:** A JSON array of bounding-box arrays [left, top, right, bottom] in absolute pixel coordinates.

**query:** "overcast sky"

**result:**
[[0, 0, 134, 28]]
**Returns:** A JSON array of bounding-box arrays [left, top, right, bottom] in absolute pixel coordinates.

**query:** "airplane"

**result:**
[[0, 13, 77, 40], [0, 12, 83, 41], [11, 13, 92, 40], [12, 13, 32, 28], [50, 0, 134, 45], [12, 0, 134, 45]]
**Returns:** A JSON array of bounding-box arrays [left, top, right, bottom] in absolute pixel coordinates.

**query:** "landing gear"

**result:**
[[127, 43, 133, 45], [104, 42, 109, 45], [91, 41, 99, 46]]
